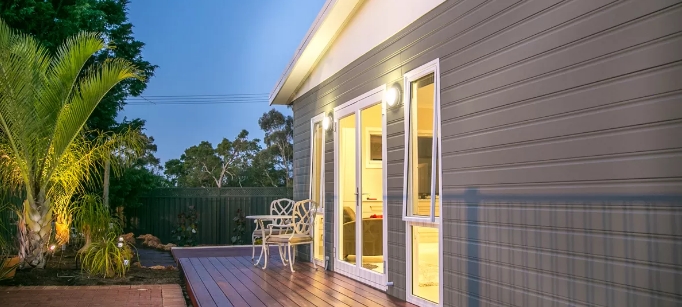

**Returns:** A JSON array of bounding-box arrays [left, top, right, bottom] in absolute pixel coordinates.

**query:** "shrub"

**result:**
[[231, 208, 246, 245], [171, 205, 198, 246], [73, 194, 121, 253], [79, 232, 135, 278]]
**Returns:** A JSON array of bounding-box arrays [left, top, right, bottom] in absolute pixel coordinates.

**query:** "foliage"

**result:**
[[164, 109, 294, 188], [0, 18, 144, 268], [107, 119, 170, 210], [73, 194, 122, 254], [171, 205, 198, 247], [79, 232, 134, 278], [0, 0, 158, 132], [258, 109, 294, 187], [164, 130, 261, 187], [0, 203, 19, 280], [230, 208, 246, 245]]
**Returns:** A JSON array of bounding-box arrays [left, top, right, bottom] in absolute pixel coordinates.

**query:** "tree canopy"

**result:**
[[165, 109, 293, 188], [0, 0, 157, 132]]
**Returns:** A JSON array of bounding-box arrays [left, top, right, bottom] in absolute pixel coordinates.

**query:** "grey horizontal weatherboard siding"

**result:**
[[291, 0, 682, 306]]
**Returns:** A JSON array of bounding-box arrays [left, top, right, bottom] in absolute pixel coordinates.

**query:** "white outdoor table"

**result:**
[[245, 214, 292, 268]]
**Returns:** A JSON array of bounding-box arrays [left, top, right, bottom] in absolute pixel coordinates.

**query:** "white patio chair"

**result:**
[[263, 199, 319, 272], [251, 198, 294, 261]]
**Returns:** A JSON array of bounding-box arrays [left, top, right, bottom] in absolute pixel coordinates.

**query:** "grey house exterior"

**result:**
[[269, 0, 682, 306]]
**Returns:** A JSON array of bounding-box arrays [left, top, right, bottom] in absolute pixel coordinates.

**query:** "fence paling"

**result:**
[[125, 187, 293, 246]]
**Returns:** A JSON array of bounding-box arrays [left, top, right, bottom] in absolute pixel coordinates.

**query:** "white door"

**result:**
[[333, 86, 388, 290]]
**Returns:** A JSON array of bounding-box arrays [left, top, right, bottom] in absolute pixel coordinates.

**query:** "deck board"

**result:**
[[176, 247, 416, 307]]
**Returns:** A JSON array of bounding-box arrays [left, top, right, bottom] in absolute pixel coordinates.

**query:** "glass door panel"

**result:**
[[359, 103, 384, 273], [338, 113, 357, 264]]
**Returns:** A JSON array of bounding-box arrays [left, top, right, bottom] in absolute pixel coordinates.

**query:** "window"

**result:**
[[310, 115, 326, 265], [404, 69, 441, 221], [402, 59, 441, 306]]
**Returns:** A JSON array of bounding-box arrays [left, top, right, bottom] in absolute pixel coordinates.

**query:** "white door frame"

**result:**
[[333, 85, 388, 290], [309, 113, 326, 267]]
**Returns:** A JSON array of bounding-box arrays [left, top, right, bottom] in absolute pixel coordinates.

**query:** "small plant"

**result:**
[[231, 208, 246, 245], [79, 232, 135, 278], [171, 205, 198, 246], [73, 194, 121, 254]]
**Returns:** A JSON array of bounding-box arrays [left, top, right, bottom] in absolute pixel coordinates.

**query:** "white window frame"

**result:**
[[309, 113, 326, 267], [402, 58, 443, 307], [402, 58, 442, 224]]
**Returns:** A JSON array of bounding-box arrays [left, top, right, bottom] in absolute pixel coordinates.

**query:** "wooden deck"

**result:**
[[174, 247, 414, 307]]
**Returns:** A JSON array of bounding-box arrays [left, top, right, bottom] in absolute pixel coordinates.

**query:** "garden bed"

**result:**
[[0, 248, 180, 287], [0, 244, 193, 306]]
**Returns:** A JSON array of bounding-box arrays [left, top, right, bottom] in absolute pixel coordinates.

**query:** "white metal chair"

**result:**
[[263, 199, 319, 272], [251, 198, 294, 261]]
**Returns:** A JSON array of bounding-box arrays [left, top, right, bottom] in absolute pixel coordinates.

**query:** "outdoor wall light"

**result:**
[[322, 113, 333, 131], [385, 83, 402, 108]]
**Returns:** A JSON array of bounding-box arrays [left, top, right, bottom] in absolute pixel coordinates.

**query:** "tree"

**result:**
[[258, 109, 294, 187], [164, 130, 261, 188], [107, 119, 169, 210], [0, 19, 144, 268], [0, 0, 157, 132]]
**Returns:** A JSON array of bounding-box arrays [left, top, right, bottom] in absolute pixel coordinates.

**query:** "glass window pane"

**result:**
[[412, 226, 439, 303], [409, 73, 435, 217], [311, 122, 324, 261], [314, 214, 324, 261], [311, 123, 323, 206]]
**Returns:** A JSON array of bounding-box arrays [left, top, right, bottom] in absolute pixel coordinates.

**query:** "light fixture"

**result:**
[[385, 83, 402, 108], [49, 245, 56, 251], [321, 112, 332, 131]]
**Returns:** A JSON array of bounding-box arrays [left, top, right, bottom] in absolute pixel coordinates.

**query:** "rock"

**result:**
[[146, 265, 177, 271], [161, 243, 177, 251], [136, 234, 161, 248], [121, 233, 136, 246]]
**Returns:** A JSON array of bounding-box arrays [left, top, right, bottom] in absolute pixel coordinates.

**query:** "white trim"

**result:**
[[401, 58, 443, 306], [269, 0, 365, 105], [333, 85, 388, 291], [405, 221, 441, 306], [310, 113, 327, 267], [402, 58, 441, 222]]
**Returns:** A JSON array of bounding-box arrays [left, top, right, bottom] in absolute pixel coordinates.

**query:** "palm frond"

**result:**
[[45, 58, 141, 186], [37, 32, 108, 167], [0, 18, 52, 195]]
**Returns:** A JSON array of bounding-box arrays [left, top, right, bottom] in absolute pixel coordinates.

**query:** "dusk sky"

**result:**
[[120, 1, 326, 164]]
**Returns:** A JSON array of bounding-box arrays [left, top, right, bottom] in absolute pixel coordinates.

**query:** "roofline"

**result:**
[[269, 0, 364, 106]]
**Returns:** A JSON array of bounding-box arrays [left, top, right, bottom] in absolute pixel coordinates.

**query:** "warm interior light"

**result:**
[[322, 114, 332, 131], [49, 245, 56, 251], [385, 86, 399, 107]]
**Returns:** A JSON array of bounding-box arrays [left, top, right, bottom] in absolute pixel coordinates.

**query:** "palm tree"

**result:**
[[0, 18, 144, 268]]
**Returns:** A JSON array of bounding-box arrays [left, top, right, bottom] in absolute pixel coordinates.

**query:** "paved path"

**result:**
[[0, 284, 186, 307], [137, 247, 177, 267]]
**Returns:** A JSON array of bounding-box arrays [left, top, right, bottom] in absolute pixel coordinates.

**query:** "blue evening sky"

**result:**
[[120, 1, 325, 164]]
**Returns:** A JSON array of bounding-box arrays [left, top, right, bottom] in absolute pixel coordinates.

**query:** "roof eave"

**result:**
[[269, 0, 364, 106]]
